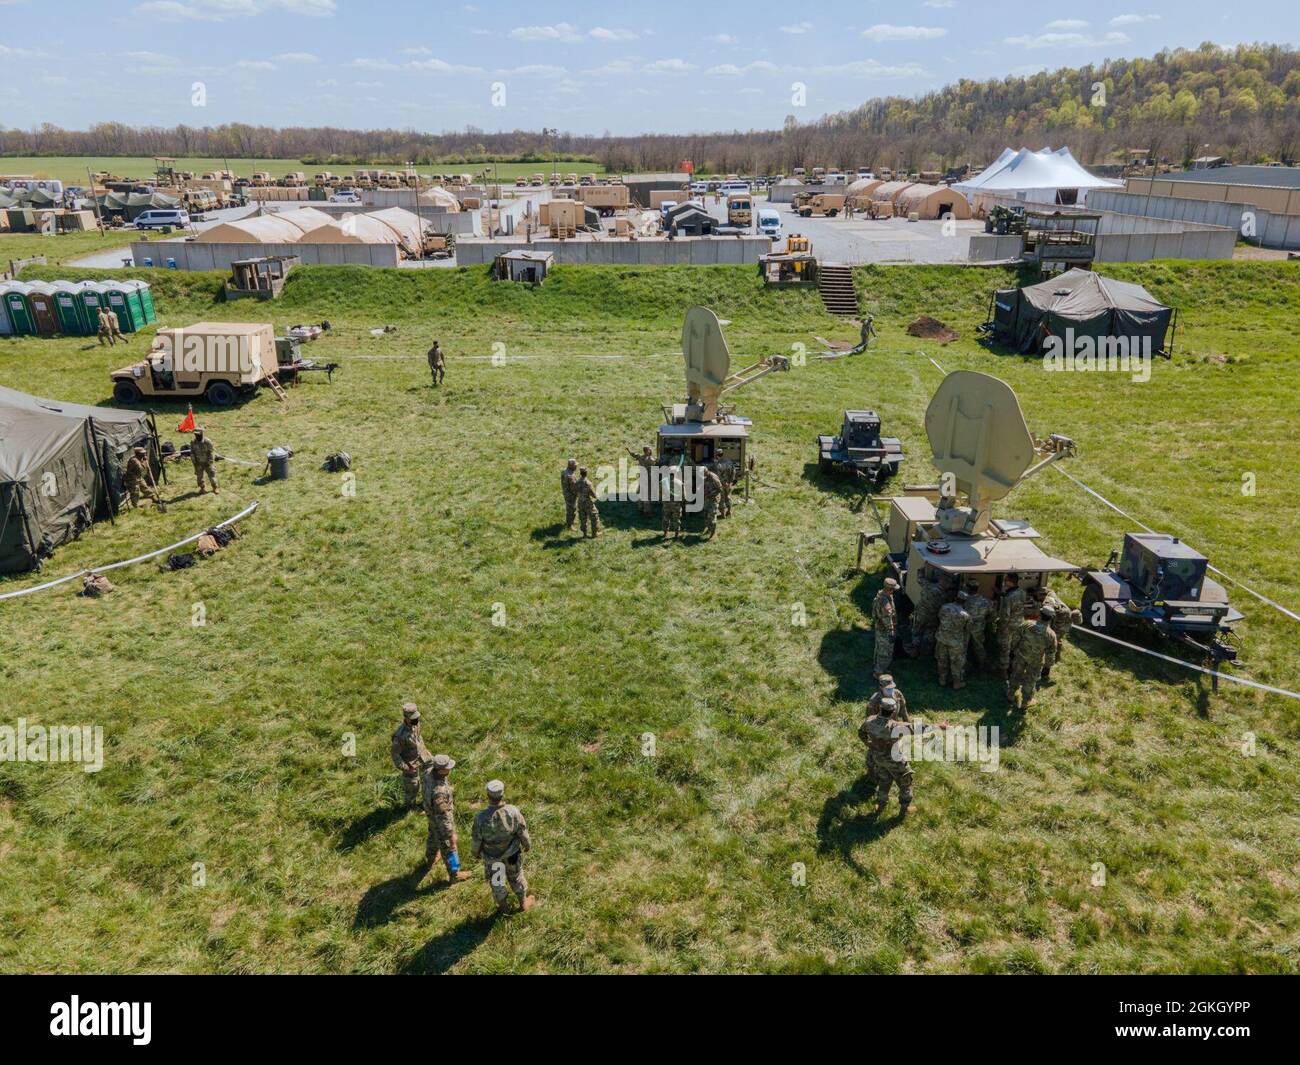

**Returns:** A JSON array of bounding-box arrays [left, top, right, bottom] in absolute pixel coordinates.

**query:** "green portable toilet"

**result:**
[[102, 281, 145, 333], [75, 280, 108, 326], [0, 282, 15, 337], [50, 279, 92, 335], [122, 280, 157, 325], [3, 283, 35, 335]]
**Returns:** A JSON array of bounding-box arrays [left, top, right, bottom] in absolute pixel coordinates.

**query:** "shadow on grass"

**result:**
[[800, 461, 874, 513], [817, 773, 904, 874], [399, 912, 498, 974], [354, 863, 444, 929], [336, 803, 411, 853]]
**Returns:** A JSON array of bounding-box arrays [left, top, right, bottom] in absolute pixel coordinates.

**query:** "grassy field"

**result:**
[[1, 260, 1297, 974], [1, 230, 165, 271], [1, 157, 607, 186]]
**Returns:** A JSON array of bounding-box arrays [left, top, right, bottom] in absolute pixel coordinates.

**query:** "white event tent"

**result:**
[[955, 147, 1122, 209]]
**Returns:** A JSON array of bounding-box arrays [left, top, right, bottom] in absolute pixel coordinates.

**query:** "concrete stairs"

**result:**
[[818, 263, 859, 317]]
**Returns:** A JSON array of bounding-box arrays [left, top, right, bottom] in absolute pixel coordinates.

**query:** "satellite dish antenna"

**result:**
[[681, 305, 732, 421], [924, 370, 1037, 534]]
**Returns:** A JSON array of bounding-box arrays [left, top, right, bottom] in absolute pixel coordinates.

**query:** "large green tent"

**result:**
[[0, 385, 158, 573]]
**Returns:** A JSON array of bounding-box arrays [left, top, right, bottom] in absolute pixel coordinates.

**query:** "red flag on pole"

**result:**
[[177, 405, 195, 433]]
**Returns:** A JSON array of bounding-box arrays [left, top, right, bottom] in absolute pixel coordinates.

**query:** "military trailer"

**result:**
[[1079, 533, 1242, 675], [817, 410, 904, 484], [110, 321, 280, 407], [859, 370, 1078, 617]]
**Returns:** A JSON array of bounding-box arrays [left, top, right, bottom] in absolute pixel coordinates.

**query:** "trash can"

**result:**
[[267, 447, 291, 480]]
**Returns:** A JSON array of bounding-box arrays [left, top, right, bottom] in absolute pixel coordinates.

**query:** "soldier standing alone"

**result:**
[[390, 703, 432, 808], [560, 458, 579, 530], [422, 754, 471, 883], [575, 466, 601, 538], [122, 445, 159, 509], [189, 427, 219, 495], [471, 779, 534, 914], [871, 577, 899, 677], [1007, 607, 1058, 711], [427, 340, 445, 386], [935, 597, 971, 689]]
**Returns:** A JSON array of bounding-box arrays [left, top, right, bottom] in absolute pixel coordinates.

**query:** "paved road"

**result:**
[[65, 203, 260, 269]]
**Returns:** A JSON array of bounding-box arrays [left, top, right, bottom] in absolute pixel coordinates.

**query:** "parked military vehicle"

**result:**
[[1079, 533, 1242, 676], [858, 370, 1077, 615], [797, 193, 845, 218], [984, 204, 1027, 235], [111, 321, 281, 407], [654, 306, 789, 475], [817, 410, 904, 484]]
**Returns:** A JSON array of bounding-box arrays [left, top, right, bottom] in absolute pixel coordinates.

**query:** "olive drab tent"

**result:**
[[988, 269, 1175, 355], [2, 282, 36, 336], [0, 385, 158, 572]]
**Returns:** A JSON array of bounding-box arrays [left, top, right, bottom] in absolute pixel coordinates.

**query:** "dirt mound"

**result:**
[[906, 315, 959, 343]]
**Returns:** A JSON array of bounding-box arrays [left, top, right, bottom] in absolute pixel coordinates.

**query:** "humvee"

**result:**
[[111, 322, 280, 407], [817, 410, 903, 484], [1079, 533, 1242, 670]]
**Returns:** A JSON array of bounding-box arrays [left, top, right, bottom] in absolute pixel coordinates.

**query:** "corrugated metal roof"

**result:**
[[1159, 165, 1300, 189]]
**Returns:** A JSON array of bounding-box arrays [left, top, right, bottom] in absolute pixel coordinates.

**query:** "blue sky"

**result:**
[[1, 0, 1296, 135]]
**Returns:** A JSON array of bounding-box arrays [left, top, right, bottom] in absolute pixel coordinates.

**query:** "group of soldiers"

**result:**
[[390, 704, 535, 914], [96, 307, 125, 346], [560, 458, 603, 538], [119, 427, 221, 510], [871, 571, 1081, 711]]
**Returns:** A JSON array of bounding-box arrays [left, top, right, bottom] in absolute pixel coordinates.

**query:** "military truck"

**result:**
[[858, 370, 1078, 618], [817, 411, 904, 484], [1079, 533, 1242, 675], [797, 194, 845, 218], [111, 322, 281, 407]]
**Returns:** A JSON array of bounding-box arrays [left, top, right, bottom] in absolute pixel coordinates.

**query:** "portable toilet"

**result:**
[[51, 279, 92, 335], [122, 280, 157, 325], [2, 282, 35, 335], [0, 282, 14, 336], [76, 280, 108, 326], [102, 281, 145, 333], [25, 282, 60, 336]]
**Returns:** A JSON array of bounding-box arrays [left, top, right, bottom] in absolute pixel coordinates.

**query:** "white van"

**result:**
[[134, 208, 191, 231], [757, 207, 781, 239], [719, 180, 750, 195]]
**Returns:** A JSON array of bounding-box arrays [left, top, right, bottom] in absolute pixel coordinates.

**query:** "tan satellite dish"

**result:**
[[682, 305, 732, 421], [924, 370, 1037, 533]]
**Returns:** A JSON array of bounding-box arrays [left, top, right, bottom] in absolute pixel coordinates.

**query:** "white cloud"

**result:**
[[234, 59, 275, 70], [509, 23, 582, 42], [642, 57, 696, 73], [499, 64, 568, 77], [780, 21, 813, 35], [411, 58, 485, 74], [273, 51, 319, 63], [811, 59, 927, 78], [709, 33, 738, 45], [0, 42, 44, 57], [348, 57, 399, 70], [1004, 29, 1130, 49], [861, 24, 947, 42], [400, 46, 433, 56], [1110, 13, 1161, 26], [922, 0, 956, 7], [586, 59, 635, 75], [132, 0, 334, 20], [589, 27, 638, 41], [1045, 19, 1089, 31], [706, 60, 780, 76]]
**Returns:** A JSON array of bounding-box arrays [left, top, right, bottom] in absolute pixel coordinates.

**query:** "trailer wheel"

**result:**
[[206, 381, 237, 407], [886, 461, 900, 479], [113, 380, 142, 404], [819, 456, 833, 474], [1080, 584, 1113, 635]]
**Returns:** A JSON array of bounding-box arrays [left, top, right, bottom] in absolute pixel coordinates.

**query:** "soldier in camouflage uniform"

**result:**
[[1035, 588, 1080, 681], [907, 572, 946, 659], [626, 445, 655, 515], [390, 703, 432, 807], [661, 466, 684, 538], [122, 446, 159, 508], [701, 464, 723, 540], [97, 307, 117, 347], [189, 427, 219, 495], [859, 676, 909, 788], [871, 577, 899, 677], [962, 580, 994, 673], [560, 458, 578, 530], [996, 574, 1029, 677], [935, 598, 972, 689], [471, 779, 534, 914], [860, 697, 915, 816], [575, 466, 601, 538], [1007, 607, 1058, 711], [422, 754, 471, 883], [717, 459, 735, 519], [427, 341, 445, 386]]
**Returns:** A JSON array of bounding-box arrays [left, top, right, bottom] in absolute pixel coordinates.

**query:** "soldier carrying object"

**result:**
[[390, 702, 432, 808], [560, 458, 579, 530], [996, 573, 1028, 677], [935, 597, 972, 689], [427, 340, 445, 386], [871, 577, 899, 677], [701, 464, 723, 540], [575, 466, 601, 538], [1007, 607, 1058, 711], [422, 754, 471, 883], [962, 579, 995, 673], [626, 445, 655, 515], [471, 779, 534, 914], [122, 445, 160, 509], [189, 427, 219, 495]]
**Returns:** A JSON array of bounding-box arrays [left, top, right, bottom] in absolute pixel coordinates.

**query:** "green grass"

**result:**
[[0, 156, 607, 186], [1, 229, 166, 270], [1, 260, 1297, 974]]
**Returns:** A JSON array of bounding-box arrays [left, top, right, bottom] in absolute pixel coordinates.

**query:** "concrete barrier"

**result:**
[[132, 240, 402, 270], [967, 234, 1023, 261], [452, 236, 770, 266]]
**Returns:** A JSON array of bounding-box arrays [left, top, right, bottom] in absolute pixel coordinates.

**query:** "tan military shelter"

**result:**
[[867, 181, 916, 206], [305, 214, 404, 245], [845, 177, 883, 206], [417, 186, 461, 211], [367, 207, 428, 253], [196, 214, 308, 243], [893, 183, 971, 220], [270, 206, 333, 234]]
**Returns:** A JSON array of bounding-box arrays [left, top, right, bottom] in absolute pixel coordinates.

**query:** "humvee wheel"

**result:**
[[206, 381, 237, 407], [827, 208, 839, 217], [886, 461, 901, 479], [1080, 584, 1113, 635], [113, 380, 142, 404]]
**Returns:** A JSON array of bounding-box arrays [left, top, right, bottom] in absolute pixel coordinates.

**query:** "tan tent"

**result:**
[[867, 181, 916, 205], [893, 183, 972, 220], [305, 214, 403, 244], [367, 206, 428, 252], [196, 214, 308, 243], [845, 177, 883, 206], [271, 206, 334, 234], [417, 186, 461, 211]]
